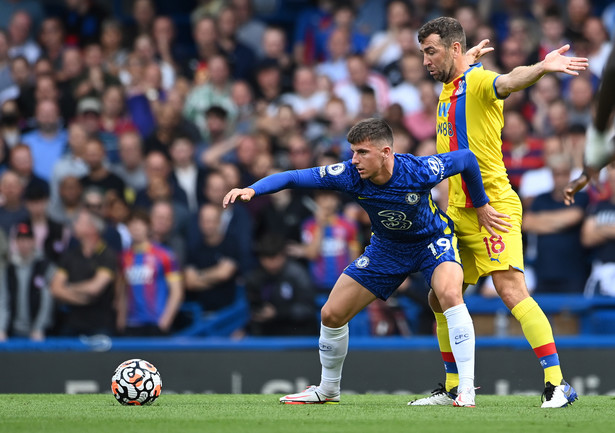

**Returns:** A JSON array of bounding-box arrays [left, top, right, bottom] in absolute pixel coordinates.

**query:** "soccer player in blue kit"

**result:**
[[223, 118, 509, 407]]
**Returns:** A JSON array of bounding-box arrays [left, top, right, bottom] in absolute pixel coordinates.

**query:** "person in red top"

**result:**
[[501, 111, 544, 191]]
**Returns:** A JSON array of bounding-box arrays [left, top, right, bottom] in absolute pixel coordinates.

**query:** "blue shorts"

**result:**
[[343, 232, 462, 300]]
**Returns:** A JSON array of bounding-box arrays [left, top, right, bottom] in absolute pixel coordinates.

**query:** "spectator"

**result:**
[[245, 233, 318, 336], [143, 102, 185, 157], [365, 0, 413, 70], [150, 200, 186, 267], [184, 55, 237, 142], [288, 190, 360, 293], [0, 30, 19, 106], [111, 131, 147, 195], [50, 122, 89, 208], [135, 150, 189, 211], [184, 203, 241, 312], [216, 6, 256, 81], [0, 170, 28, 235], [582, 167, 615, 297], [404, 80, 437, 141], [100, 19, 128, 76], [583, 16, 612, 79], [528, 73, 561, 137], [316, 27, 352, 85], [538, 8, 570, 61], [231, 0, 267, 58], [124, 0, 157, 48], [261, 26, 295, 90], [501, 111, 545, 191], [315, 2, 370, 65], [187, 15, 221, 83], [79, 137, 126, 200], [47, 175, 83, 225], [124, 61, 165, 138], [99, 85, 138, 163], [19, 181, 69, 263], [169, 135, 208, 212], [388, 52, 426, 116], [311, 97, 352, 160], [50, 209, 118, 336], [333, 54, 389, 118], [0, 99, 23, 150], [7, 10, 41, 64], [230, 80, 255, 134], [9, 143, 48, 192], [38, 17, 66, 71], [522, 154, 589, 293], [133, 34, 176, 91], [292, 0, 333, 66], [565, 76, 593, 127], [0, 221, 53, 341], [80, 187, 122, 253], [0, 0, 44, 31], [280, 66, 329, 126], [21, 99, 68, 182], [116, 209, 183, 336]]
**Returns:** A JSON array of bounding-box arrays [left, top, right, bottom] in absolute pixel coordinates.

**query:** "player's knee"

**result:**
[[320, 305, 347, 328]]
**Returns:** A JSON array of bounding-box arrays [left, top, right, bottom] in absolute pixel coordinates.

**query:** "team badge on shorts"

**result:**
[[326, 163, 345, 176], [355, 255, 370, 268], [405, 192, 420, 204]]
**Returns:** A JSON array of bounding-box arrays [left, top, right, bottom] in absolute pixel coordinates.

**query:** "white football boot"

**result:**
[[280, 385, 340, 404], [408, 383, 456, 406]]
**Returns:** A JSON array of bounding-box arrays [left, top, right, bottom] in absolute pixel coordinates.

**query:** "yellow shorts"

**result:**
[[447, 193, 524, 285]]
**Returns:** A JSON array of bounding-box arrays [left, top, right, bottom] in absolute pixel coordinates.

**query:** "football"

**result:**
[[111, 358, 162, 405]]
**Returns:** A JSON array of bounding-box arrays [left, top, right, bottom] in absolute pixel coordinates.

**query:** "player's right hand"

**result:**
[[563, 171, 592, 205], [222, 188, 255, 208]]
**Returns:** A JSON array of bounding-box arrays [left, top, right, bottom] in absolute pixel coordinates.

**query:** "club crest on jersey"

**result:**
[[427, 157, 445, 179], [455, 79, 466, 95], [405, 192, 420, 205], [326, 163, 345, 176], [355, 255, 370, 268]]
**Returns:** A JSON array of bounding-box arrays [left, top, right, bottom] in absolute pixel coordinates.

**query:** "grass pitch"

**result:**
[[0, 394, 612, 433]]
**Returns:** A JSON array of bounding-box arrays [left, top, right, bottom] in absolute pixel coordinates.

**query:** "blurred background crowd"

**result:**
[[0, 0, 613, 341]]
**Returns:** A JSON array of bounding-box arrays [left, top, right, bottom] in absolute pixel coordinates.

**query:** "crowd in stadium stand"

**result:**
[[0, 0, 614, 341]]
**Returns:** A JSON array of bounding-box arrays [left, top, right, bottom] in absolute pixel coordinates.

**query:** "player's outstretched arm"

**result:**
[[465, 39, 494, 64], [222, 168, 323, 208], [495, 44, 588, 97]]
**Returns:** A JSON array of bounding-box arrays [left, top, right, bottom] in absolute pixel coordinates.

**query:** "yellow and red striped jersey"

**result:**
[[435, 64, 515, 208]]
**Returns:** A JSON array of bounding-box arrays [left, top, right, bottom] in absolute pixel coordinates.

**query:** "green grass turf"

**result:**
[[0, 394, 613, 433]]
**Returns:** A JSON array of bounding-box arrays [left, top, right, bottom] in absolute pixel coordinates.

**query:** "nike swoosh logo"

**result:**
[[455, 338, 469, 345], [358, 196, 368, 200]]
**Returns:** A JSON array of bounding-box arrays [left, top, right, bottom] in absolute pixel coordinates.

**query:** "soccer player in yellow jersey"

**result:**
[[409, 17, 588, 408]]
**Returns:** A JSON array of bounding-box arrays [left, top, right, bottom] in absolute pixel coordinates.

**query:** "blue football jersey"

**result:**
[[309, 153, 460, 242]]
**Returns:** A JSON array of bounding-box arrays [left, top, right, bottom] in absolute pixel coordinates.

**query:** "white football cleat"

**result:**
[[453, 386, 476, 408], [280, 385, 340, 404], [408, 383, 456, 406], [541, 380, 578, 408]]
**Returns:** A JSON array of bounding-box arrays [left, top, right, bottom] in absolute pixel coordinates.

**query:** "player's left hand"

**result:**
[[223, 188, 255, 208], [543, 45, 589, 76], [475, 203, 512, 237], [466, 39, 494, 64]]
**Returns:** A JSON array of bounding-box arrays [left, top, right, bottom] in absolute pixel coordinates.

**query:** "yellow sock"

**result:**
[[511, 297, 564, 385], [435, 312, 459, 392]]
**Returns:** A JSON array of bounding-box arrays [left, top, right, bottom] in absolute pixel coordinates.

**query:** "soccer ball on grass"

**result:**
[[111, 358, 162, 405]]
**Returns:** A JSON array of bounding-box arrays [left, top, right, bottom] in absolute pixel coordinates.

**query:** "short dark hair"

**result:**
[[418, 17, 466, 52], [346, 118, 394, 147], [205, 105, 228, 120], [127, 208, 151, 226]]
